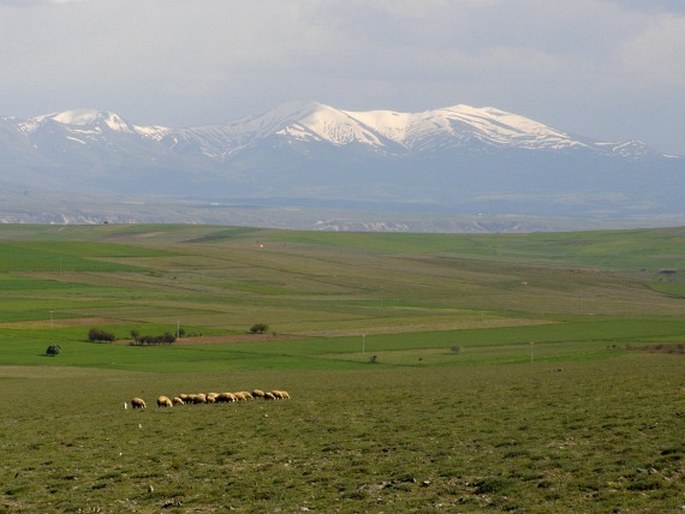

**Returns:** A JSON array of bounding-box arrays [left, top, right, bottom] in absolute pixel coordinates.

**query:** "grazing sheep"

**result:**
[[157, 395, 173, 407], [217, 392, 236, 403], [193, 393, 207, 404], [206, 393, 217, 404], [131, 397, 147, 409], [172, 396, 185, 406], [271, 390, 290, 400], [240, 391, 254, 400], [233, 392, 247, 401], [263, 392, 276, 400], [179, 393, 191, 403], [251, 389, 265, 398]]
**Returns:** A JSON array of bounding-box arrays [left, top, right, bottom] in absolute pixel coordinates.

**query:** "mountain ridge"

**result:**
[[6, 101, 665, 158], [0, 101, 682, 228]]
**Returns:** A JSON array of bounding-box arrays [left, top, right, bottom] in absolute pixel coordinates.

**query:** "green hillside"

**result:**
[[0, 224, 683, 512]]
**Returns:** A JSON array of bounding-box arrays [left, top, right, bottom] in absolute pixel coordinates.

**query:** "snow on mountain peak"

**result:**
[[287, 103, 386, 146], [595, 139, 650, 159], [425, 104, 581, 150], [339, 103, 583, 151], [344, 108, 412, 142], [233, 101, 385, 147], [52, 109, 106, 125], [45, 109, 134, 133]]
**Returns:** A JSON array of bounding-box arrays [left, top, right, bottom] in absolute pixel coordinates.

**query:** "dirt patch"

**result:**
[[59, 317, 114, 326], [0, 317, 115, 330], [165, 333, 307, 345], [625, 343, 685, 354], [133, 231, 165, 238], [0, 366, 143, 379], [310, 318, 553, 337]]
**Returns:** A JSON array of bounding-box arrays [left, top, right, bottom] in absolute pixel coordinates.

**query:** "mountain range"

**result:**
[[1, 101, 683, 229]]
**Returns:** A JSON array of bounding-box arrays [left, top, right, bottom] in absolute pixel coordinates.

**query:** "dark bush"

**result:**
[[88, 328, 116, 343], [46, 344, 62, 357], [129, 332, 176, 346], [249, 323, 269, 334]]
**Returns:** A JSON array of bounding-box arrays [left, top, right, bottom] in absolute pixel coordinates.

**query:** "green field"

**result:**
[[0, 224, 684, 512]]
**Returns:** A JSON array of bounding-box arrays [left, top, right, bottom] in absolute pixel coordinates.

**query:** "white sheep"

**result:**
[[131, 397, 147, 409], [157, 395, 173, 407]]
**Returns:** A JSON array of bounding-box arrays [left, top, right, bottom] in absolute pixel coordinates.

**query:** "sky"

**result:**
[[1, 0, 684, 155]]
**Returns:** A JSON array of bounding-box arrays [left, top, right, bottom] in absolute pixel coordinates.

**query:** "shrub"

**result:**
[[129, 332, 176, 346], [368, 355, 378, 364], [46, 344, 62, 357], [450, 345, 462, 354], [88, 328, 116, 343], [249, 323, 269, 334]]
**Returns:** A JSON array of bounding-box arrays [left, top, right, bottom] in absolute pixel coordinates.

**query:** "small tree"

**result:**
[[88, 328, 116, 343], [129, 332, 176, 346], [450, 345, 462, 354], [46, 344, 62, 357], [249, 323, 269, 334]]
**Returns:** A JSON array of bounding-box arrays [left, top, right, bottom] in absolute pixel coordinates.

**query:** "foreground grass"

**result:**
[[1, 355, 683, 513]]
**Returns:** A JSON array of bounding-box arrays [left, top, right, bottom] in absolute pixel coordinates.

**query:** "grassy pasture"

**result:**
[[0, 224, 684, 512], [3, 224, 685, 336], [0, 358, 683, 513]]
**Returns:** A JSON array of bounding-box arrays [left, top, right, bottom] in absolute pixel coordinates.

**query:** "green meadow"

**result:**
[[0, 224, 683, 513]]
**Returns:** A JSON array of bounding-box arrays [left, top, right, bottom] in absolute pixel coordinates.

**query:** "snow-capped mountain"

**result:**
[[0, 101, 682, 223], [139, 101, 651, 158], [22, 109, 136, 133], [302, 102, 587, 152]]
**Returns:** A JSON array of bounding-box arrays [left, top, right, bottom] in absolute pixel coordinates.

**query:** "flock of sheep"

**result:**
[[129, 388, 290, 409]]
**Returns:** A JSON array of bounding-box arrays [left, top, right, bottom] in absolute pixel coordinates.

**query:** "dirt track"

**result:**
[[172, 333, 305, 345]]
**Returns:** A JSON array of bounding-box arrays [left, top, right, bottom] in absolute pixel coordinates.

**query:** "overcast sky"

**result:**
[[1, 0, 683, 154]]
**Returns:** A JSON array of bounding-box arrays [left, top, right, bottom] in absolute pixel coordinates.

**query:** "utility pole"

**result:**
[[578, 289, 582, 315]]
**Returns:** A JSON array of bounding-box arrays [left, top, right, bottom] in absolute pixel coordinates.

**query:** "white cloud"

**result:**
[[620, 14, 685, 87], [604, 0, 685, 15], [0, 0, 88, 5]]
